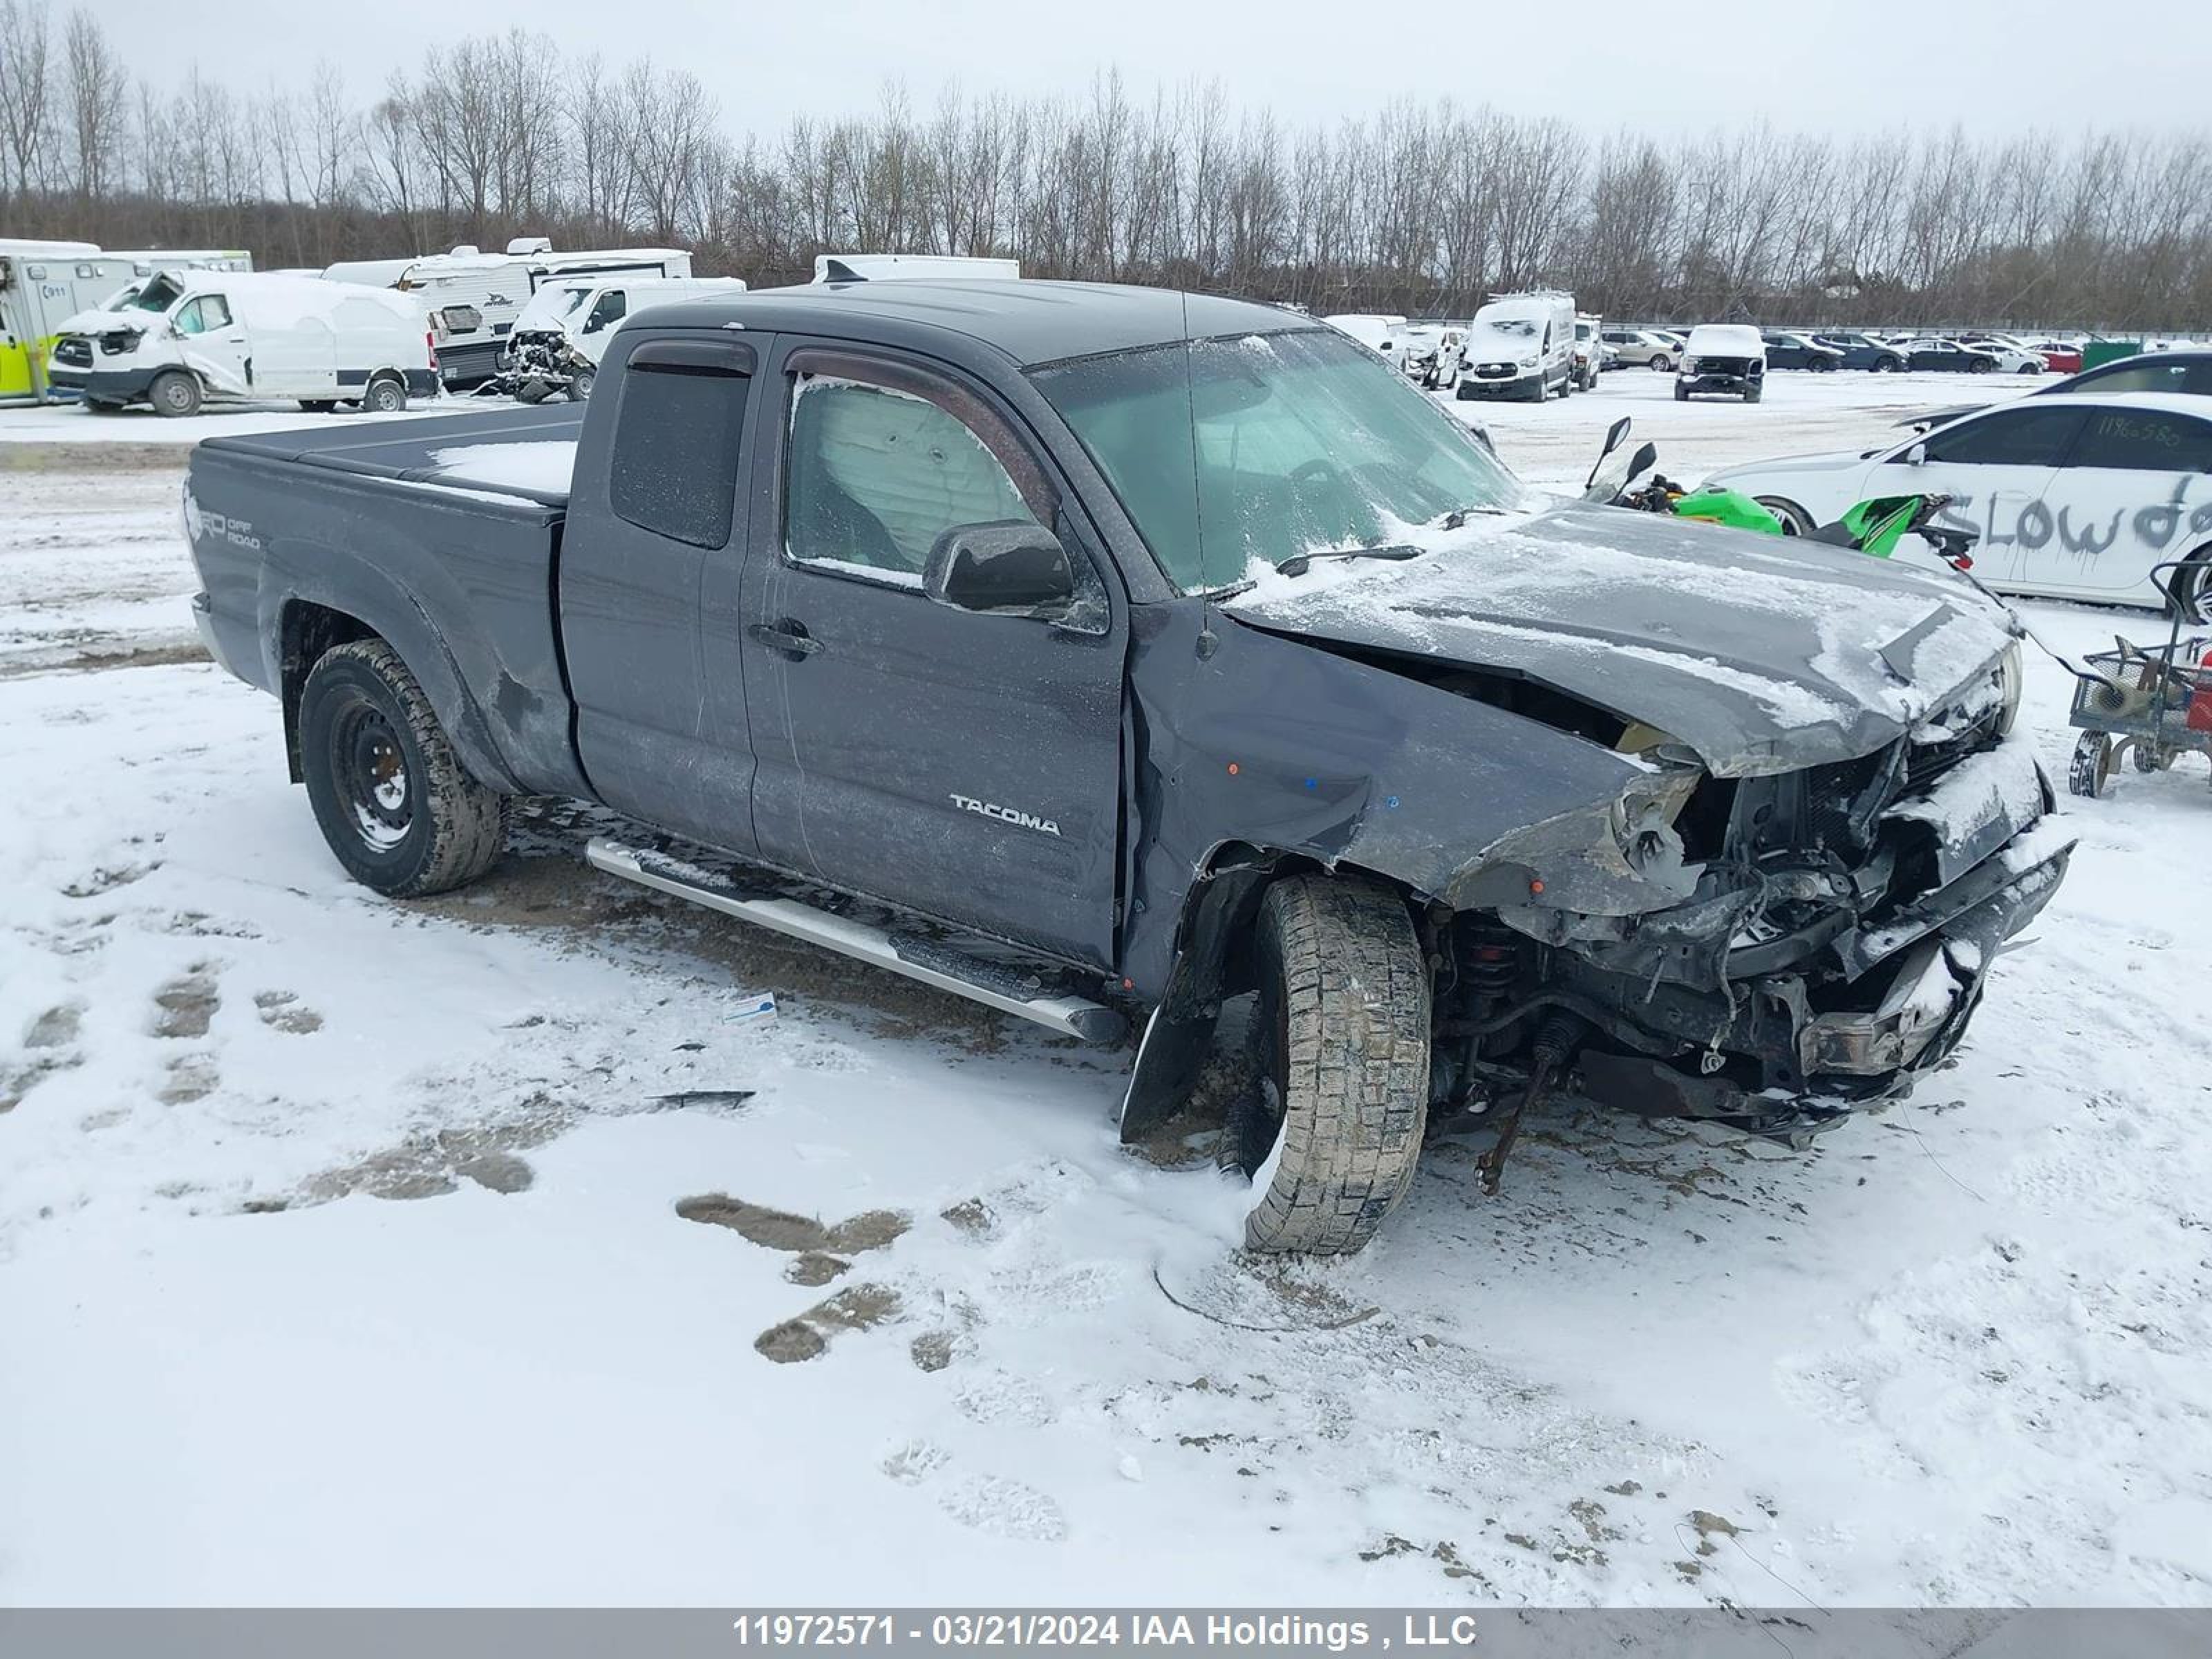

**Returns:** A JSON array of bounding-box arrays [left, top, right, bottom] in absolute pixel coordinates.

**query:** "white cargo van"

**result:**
[[325, 239, 695, 388], [1454, 292, 1577, 402], [46, 270, 436, 418], [812, 254, 1021, 282], [1, 241, 253, 404], [1322, 313, 1412, 372], [501, 276, 749, 401]]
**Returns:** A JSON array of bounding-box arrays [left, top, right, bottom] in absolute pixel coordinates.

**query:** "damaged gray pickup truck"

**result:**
[[182, 280, 2072, 1255]]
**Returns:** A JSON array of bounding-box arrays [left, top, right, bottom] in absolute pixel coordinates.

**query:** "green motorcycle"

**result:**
[[1582, 417, 1972, 563]]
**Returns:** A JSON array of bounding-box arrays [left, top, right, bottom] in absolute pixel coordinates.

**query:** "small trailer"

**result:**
[[2068, 561, 2212, 798]]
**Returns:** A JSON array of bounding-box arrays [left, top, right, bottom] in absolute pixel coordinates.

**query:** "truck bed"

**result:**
[[186, 399, 592, 803], [198, 402, 583, 508]]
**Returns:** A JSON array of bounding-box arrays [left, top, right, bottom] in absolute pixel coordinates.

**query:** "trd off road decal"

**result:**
[[949, 794, 1062, 836]]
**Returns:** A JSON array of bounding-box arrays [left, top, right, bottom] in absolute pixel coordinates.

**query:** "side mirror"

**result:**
[[924, 521, 1076, 619], [1582, 415, 1634, 494], [1904, 442, 1927, 466]]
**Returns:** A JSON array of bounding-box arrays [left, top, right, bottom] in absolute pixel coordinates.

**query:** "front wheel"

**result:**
[[2068, 731, 2114, 798], [1674, 383, 1689, 401], [1228, 877, 1431, 1257], [299, 639, 509, 898], [149, 370, 201, 418], [1650, 355, 1673, 373], [566, 365, 596, 402]]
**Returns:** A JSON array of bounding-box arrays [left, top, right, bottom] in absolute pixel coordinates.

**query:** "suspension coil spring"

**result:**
[[1462, 918, 1524, 997]]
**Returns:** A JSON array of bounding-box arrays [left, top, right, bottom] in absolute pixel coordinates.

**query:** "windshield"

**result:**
[[1032, 327, 1525, 594], [129, 273, 185, 313]]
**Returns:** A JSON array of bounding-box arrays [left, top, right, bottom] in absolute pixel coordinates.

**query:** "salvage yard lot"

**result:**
[[3, 371, 2209, 1606]]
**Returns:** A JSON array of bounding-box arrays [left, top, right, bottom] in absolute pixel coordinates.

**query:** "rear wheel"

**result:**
[[1228, 877, 1431, 1257], [2068, 731, 2114, 798], [1650, 355, 1673, 372], [362, 375, 407, 413], [148, 371, 201, 418], [1969, 357, 1996, 375], [299, 639, 508, 898]]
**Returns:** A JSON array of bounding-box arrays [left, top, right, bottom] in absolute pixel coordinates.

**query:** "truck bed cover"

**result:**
[[197, 404, 583, 509]]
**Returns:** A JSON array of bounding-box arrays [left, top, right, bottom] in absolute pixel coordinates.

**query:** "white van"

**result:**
[[502, 276, 749, 401], [1, 241, 253, 404], [1455, 292, 1577, 402], [325, 239, 695, 388], [812, 254, 1020, 283], [1322, 314, 1412, 372], [46, 270, 435, 418]]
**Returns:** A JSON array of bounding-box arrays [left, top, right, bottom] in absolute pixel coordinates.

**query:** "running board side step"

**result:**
[[585, 836, 1127, 1045]]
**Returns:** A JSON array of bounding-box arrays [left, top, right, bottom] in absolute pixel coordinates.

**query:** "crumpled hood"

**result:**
[[55, 307, 158, 337], [1221, 505, 2016, 777]]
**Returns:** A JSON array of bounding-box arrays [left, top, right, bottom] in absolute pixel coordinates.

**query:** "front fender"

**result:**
[[1118, 606, 1647, 997]]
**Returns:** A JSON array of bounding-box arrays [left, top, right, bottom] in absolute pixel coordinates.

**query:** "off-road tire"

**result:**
[[1234, 877, 1431, 1257], [149, 370, 201, 418], [362, 375, 407, 413], [2068, 730, 2113, 798], [299, 639, 507, 898]]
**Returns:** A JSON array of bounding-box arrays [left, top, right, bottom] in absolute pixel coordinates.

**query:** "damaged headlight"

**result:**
[[98, 330, 141, 356], [1471, 768, 1705, 918], [1994, 640, 2023, 737]]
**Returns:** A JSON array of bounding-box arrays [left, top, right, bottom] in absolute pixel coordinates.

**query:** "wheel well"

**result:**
[[1174, 844, 1427, 1004], [279, 601, 379, 782]]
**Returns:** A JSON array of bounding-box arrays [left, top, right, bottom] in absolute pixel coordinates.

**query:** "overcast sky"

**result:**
[[95, 0, 2206, 139]]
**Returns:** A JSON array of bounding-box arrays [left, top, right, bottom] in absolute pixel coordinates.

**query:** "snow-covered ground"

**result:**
[[3, 372, 2209, 1609]]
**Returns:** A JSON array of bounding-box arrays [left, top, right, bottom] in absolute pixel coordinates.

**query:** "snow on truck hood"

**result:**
[[1221, 505, 2014, 778], [55, 307, 157, 336]]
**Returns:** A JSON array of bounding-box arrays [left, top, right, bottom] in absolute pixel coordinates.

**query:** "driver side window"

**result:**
[[176, 296, 230, 335], [585, 290, 626, 332], [785, 371, 1047, 588]]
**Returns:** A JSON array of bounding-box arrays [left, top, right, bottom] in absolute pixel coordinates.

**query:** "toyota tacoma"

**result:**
[[182, 280, 2071, 1255]]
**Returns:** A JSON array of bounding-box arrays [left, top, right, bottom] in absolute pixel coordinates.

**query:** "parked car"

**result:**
[[502, 276, 748, 402], [180, 281, 2065, 1257], [1705, 391, 2212, 617], [1399, 322, 1464, 390], [1761, 331, 1844, 372], [46, 269, 435, 417], [1571, 314, 1604, 390], [2032, 341, 2084, 374], [1456, 291, 1577, 401], [1322, 312, 1411, 373], [1600, 328, 1678, 371], [1811, 331, 1910, 373], [1905, 337, 2006, 375], [2041, 348, 2212, 399], [1956, 334, 2047, 375], [1676, 324, 1766, 402]]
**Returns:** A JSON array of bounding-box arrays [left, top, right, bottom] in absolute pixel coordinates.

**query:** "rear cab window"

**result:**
[[607, 337, 756, 547]]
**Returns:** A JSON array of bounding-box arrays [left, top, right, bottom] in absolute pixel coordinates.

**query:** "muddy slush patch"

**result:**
[[675, 1193, 910, 1256], [755, 1283, 901, 1364], [152, 965, 219, 1040]]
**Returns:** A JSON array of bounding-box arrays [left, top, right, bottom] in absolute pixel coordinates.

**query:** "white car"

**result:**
[[1703, 391, 2212, 613], [1322, 313, 1411, 372]]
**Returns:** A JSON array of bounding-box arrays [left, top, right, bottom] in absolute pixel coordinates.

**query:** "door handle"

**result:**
[[748, 618, 821, 660]]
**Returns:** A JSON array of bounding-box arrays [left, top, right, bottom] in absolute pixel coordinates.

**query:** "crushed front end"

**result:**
[[1432, 659, 2073, 1136]]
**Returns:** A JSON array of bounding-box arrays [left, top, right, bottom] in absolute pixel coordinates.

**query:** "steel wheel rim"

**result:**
[[333, 696, 412, 850]]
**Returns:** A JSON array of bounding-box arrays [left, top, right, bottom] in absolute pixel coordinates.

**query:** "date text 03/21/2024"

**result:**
[[727, 1613, 1487, 1649]]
